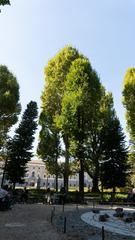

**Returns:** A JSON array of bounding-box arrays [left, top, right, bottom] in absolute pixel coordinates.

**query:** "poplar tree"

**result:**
[[123, 68, 135, 143], [123, 68, 135, 185], [58, 57, 102, 198], [38, 46, 79, 191]]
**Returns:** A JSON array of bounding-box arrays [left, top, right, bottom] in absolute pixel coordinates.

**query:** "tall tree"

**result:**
[[100, 116, 128, 192], [6, 101, 38, 189], [0, 65, 21, 187], [123, 68, 135, 142], [39, 46, 80, 191], [84, 91, 115, 192], [57, 57, 102, 199], [123, 68, 135, 185]]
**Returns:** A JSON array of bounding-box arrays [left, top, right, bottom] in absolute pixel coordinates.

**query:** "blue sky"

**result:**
[[0, 0, 134, 152]]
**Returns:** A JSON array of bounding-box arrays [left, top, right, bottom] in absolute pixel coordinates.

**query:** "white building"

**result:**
[[0, 159, 92, 189], [24, 159, 92, 189]]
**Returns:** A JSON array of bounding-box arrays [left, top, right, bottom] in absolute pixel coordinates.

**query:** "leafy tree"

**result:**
[[0, 0, 10, 6], [57, 57, 102, 199], [6, 101, 38, 189], [0, 65, 21, 147], [123, 68, 135, 187], [84, 91, 115, 192], [0, 65, 21, 187], [100, 116, 129, 192], [39, 46, 80, 191], [37, 113, 61, 192], [123, 68, 135, 143]]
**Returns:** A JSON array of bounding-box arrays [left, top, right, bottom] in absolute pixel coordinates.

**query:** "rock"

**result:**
[[92, 209, 100, 214], [115, 208, 123, 213], [99, 214, 108, 222], [123, 217, 133, 223], [114, 208, 124, 218]]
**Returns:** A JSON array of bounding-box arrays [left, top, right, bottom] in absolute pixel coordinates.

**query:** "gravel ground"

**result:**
[[52, 205, 135, 240], [0, 204, 67, 240], [0, 203, 134, 240]]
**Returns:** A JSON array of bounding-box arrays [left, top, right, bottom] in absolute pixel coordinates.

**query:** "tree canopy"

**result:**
[[123, 68, 135, 143], [0, 65, 21, 148], [39, 46, 80, 191], [0, 0, 10, 6], [38, 45, 130, 195]]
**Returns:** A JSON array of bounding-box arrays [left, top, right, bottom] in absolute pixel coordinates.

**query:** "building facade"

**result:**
[[0, 159, 92, 189], [24, 159, 92, 189]]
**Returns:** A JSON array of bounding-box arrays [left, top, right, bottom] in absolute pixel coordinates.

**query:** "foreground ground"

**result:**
[[0, 203, 134, 240]]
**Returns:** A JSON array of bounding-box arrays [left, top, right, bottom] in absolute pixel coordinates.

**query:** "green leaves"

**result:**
[[6, 101, 38, 185], [0, 0, 10, 6], [123, 68, 135, 141], [0, 65, 21, 148]]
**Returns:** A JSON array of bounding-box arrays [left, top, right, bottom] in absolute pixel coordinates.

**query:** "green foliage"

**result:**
[[39, 45, 128, 194], [0, 66, 21, 187], [42, 45, 79, 118], [0, 0, 10, 6], [100, 117, 129, 190], [39, 46, 81, 191], [0, 65, 21, 150], [37, 126, 61, 175], [123, 68, 135, 142], [6, 101, 38, 186], [56, 54, 103, 194]]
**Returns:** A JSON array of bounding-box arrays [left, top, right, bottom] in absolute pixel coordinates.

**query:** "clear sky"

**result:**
[[0, 0, 134, 153]]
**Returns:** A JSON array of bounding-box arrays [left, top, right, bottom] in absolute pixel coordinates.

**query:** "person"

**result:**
[[46, 188, 51, 204], [60, 186, 66, 204]]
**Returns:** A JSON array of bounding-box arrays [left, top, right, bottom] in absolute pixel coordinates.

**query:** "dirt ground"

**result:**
[[0, 203, 67, 240]]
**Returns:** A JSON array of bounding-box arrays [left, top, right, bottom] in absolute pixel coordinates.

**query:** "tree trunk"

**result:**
[[63, 135, 69, 192], [91, 158, 100, 192], [92, 176, 100, 192], [79, 159, 84, 203], [112, 186, 116, 202], [55, 173, 58, 192], [13, 182, 16, 191], [77, 107, 85, 202]]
